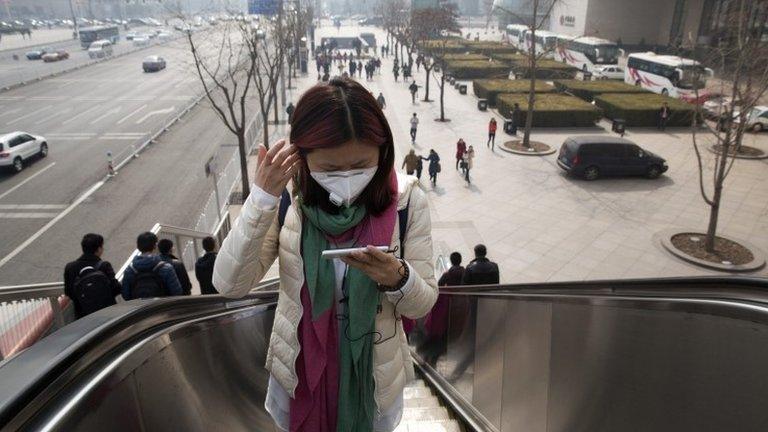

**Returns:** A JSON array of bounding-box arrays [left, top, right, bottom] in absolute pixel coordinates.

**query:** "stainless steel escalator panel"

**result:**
[[15, 304, 278, 432]]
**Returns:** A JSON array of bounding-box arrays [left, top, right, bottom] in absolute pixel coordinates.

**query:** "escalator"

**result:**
[[2, 277, 768, 431]]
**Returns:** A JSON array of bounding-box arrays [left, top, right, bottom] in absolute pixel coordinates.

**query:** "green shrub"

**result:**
[[510, 59, 578, 79], [439, 53, 489, 62], [497, 94, 602, 127], [553, 79, 650, 102], [418, 39, 468, 54], [490, 53, 527, 64], [445, 60, 510, 79], [462, 41, 518, 56], [593, 93, 695, 127], [472, 79, 555, 106]]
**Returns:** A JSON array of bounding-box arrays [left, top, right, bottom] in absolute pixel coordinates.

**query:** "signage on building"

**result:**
[[559, 15, 575, 27], [248, 0, 281, 15]]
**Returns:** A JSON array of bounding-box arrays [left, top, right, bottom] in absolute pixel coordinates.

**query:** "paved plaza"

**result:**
[[261, 23, 768, 283]]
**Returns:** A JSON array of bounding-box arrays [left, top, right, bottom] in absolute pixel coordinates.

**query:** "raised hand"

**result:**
[[254, 139, 302, 197]]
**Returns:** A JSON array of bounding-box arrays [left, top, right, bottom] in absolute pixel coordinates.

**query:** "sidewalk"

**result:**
[[0, 28, 74, 51]]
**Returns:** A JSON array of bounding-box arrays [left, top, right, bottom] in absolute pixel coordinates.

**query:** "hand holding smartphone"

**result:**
[[321, 246, 389, 259]]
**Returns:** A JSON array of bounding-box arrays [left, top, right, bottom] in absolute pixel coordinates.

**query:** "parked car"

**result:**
[[142, 55, 166, 72], [593, 65, 624, 80], [557, 136, 668, 180], [125, 32, 137, 40], [0, 132, 48, 173], [25, 47, 53, 60], [133, 36, 150, 47], [702, 94, 740, 120], [734, 106, 768, 132], [88, 40, 113, 59], [42, 49, 70, 62], [157, 31, 172, 41]]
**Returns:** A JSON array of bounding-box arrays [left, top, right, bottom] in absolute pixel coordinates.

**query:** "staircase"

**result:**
[[394, 379, 462, 432]]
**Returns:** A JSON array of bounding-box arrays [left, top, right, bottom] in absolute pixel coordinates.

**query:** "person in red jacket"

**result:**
[[487, 118, 497, 150], [455, 138, 467, 171]]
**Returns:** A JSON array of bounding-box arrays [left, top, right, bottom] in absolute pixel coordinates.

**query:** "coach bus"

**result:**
[[79, 25, 119, 49], [505, 24, 528, 49], [554, 36, 619, 73], [523, 30, 559, 58], [625, 52, 714, 102]]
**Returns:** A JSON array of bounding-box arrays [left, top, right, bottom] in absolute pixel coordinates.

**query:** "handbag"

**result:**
[[435, 162, 442, 173]]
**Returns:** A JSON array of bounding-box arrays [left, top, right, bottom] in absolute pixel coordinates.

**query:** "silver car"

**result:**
[[0, 131, 48, 173]]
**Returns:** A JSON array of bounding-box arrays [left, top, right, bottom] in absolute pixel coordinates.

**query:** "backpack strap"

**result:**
[[152, 261, 167, 273], [78, 260, 104, 275], [277, 188, 291, 229]]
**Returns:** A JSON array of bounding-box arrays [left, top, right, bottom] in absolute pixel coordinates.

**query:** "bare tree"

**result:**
[[411, 6, 461, 104], [690, 0, 768, 252]]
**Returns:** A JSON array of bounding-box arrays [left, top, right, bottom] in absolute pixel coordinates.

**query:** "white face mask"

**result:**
[[310, 166, 378, 207]]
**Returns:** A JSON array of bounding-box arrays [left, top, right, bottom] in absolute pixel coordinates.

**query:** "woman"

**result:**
[[213, 78, 437, 432], [455, 139, 466, 171], [487, 118, 497, 150], [423, 149, 440, 187], [463, 145, 475, 185]]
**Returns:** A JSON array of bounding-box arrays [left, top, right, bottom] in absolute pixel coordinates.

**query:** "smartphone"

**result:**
[[321, 246, 389, 260]]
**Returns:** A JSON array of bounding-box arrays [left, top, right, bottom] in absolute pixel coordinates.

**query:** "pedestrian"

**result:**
[[393, 64, 399, 82], [421, 251, 464, 363], [213, 77, 437, 431], [337, 62, 344, 76], [423, 149, 441, 186], [463, 145, 475, 184], [462, 244, 500, 285], [350, 59, 357, 76], [487, 118, 497, 150], [158, 239, 193, 296], [409, 113, 419, 144], [286, 102, 295, 123], [375, 57, 381, 74], [511, 103, 521, 135], [357, 60, 363, 78], [343, 52, 347, 64], [402, 149, 420, 175], [415, 155, 424, 180], [455, 138, 467, 170], [64, 233, 121, 319], [377, 92, 386, 109], [195, 236, 219, 295], [409, 80, 418, 104], [439, 252, 464, 286], [121, 232, 183, 300], [316, 58, 322, 76], [658, 102, 670, 131]]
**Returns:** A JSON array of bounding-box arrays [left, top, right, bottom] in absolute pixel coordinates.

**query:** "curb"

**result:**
[[499, 142, 557, 156], [656, 228, 767, 273], [707, 145, 768, 160]]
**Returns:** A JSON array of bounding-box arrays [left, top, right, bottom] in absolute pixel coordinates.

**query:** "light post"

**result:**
[[68, 0, 79, 39]]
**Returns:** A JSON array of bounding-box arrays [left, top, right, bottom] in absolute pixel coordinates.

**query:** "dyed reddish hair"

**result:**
[[289, 77, 395, 215]]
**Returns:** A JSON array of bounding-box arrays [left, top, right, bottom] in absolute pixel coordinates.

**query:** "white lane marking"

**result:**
[[0, 162, 56, 201], [6, 106, 52, 125], [0, 212, 59, 219], [45, 137, 95, 141], [0, 108, 21, 117], [0, 204, 68, 210], [90, 107, 122, 125], [61, 105, 102, 125], [35, 107, 73, 125], [117, 104, 147, 125], [136, 106, 175, 124], [30, 96, 60, 101], [98, 136, 143, 140], [0, 180, 105, 269]]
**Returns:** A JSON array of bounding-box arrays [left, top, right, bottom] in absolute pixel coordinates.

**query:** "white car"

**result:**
[[593, 65, 624, 80], [735, 106, 768, 132], [157, 32, 172, 41], [0, 132, 48, 173], [88, 40, 113, 59], [133, 37, 150, 47]]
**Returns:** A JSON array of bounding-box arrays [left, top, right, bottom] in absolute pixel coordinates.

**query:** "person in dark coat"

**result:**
[[64, 233, 121, 319], [158, 239, 193, 296], [438, 252, 465, 287], [462, 244, 500, 285], [423, 149, 441, 186], [195, 236, 219, 295], [658, 102, 670, 131]]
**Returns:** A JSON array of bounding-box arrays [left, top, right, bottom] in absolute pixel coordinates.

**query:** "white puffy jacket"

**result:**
[[213, 173, 437, 413]]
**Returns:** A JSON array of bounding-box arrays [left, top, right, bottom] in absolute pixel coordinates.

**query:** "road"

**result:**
[[0, 32, 240, 285]]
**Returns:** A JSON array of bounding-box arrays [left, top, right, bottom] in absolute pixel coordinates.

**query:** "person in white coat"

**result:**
[[213, 77, 437, 432]]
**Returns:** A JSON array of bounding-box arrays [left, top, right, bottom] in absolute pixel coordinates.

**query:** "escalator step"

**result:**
[[394, 419, 462, 432], [403, 386, 433, 399], [400, 406, 450, 422], [404, 395, 441, 408], [406, 379, 428, 388]]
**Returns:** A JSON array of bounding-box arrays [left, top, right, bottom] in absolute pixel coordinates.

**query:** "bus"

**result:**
[[79, 25, 119, 49], [523, 30, 559, 58], [625, 52, 714, 102], [554, 36, 619, 73], [504, 24, 528, 49]]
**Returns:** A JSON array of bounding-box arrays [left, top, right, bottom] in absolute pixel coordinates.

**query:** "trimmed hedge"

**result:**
[[553, 79, 650, 102], [593, 93, 695, 127], [418, 39, 468, 54], [497, 94, 602, 127], [510, 59, 578, 79], [445, 60, 510, 79], [490, 53, 528, 64], [439, 53, 489, 62], [462, 41, 518, 56], [472, 79, 555, 107]]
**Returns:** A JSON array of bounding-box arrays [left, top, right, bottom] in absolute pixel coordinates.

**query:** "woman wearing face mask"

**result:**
[[213, 77, 437, 432]]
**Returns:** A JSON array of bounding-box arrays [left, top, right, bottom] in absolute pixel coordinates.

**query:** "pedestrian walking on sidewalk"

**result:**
[[423, 149, 441, 186], [377, 92, 386, 109], [402, 149, 420, 175], [409, 81, 418, 104], [358, 60, 363, 78], [455, 138, 467, 171], [658, 102, 670, 131], [462, 145, 475, 185], [511, 103, 521, 135], [393, 64, 400, 82], [415, 155, 424, 180], [487, 118, 497, 150], [409, 113, 419, 144]]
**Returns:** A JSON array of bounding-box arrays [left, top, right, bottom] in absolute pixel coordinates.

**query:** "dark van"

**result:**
[[557, 136, 668, 180]]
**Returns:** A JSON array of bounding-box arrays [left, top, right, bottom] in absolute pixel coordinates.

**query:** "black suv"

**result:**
[[557, 136, 668, 180]]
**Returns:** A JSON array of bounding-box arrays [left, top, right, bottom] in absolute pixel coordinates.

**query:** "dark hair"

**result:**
[[202, 236, 216, 252], [290, 77, 395, 215], [450, 252, 462, 266], [81, 233, 104, 255], [137, 232, 158, 253], [157, 238, 173, 255], [474, 244, 487, 258]]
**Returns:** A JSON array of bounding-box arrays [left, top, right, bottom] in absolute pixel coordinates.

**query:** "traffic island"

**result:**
[[500, 140, 556, 156], [708, 144, 768, 160], [657, 229, 766, 272]]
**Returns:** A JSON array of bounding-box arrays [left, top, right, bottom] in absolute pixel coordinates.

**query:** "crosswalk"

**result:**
[[0, 204, 67, 220]]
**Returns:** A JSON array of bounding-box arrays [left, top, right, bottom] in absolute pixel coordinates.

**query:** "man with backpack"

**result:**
[[121, 232, 183, 300], [64, 233, 121, 319], [158, 239, 193, 296], [195, 236, 219, 295]]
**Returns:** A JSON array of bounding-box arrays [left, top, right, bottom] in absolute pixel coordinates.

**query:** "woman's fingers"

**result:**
[[365, 245, 394, 263], [265, 139, 286, 165], [256, 145, 267, 167], [272, 143, 298, 168]]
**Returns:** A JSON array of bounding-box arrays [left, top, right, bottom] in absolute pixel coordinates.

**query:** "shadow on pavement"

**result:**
[[561, 172, 676, 193]]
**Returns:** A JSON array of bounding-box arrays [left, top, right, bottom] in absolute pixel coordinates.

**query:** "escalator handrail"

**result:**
[[0, 280, 280, 428]]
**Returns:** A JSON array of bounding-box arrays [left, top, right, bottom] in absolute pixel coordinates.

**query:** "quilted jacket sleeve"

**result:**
[[212, 190, 280, 298], [392, 185, 438, 319]]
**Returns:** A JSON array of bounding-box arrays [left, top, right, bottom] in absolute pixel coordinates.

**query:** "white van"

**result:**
[[88, 40, 114, 59]]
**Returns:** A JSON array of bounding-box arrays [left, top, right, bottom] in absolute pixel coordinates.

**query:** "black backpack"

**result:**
[[129, 262, 167, 299], [72, 261, 115, 316]]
